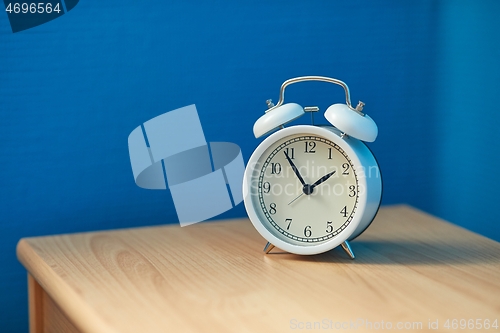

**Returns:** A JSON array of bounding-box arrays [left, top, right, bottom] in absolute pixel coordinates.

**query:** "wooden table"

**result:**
[[17, 205, 500, 333]]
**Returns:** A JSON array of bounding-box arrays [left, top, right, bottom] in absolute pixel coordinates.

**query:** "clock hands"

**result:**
[[300, 170, 336, 196], [284, 151, 306, 186], [283, 149, 337, 205], [310, 170, 336, 190], [288, 193, 304, 205], [284, 151, 309, 205]]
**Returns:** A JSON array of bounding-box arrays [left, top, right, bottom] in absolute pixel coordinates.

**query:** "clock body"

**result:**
[[242, 125, 382, 255]]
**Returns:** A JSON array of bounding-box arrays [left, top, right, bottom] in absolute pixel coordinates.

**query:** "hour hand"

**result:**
[[284, 151, 306, 185], [311, 170, 336, 189]]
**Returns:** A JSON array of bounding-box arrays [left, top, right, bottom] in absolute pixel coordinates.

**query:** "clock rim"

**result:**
[[243, 125, 369, 255]]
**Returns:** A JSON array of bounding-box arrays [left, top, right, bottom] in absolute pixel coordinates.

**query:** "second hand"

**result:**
[[288, 193, 304, 205]]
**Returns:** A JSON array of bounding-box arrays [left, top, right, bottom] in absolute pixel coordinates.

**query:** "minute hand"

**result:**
[[310, 170, 336, 190], [284, 151, 306, 185]]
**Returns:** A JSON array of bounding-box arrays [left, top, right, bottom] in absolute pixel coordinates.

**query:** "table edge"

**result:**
[[17, 239, 119, 333]]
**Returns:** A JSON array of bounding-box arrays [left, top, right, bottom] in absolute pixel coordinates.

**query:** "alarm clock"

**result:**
[[242, 76, 382, 258]]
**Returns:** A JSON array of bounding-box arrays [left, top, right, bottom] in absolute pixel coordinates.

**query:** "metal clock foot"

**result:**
[[341, 241, 355, 259], [263, 242, 275, 254]]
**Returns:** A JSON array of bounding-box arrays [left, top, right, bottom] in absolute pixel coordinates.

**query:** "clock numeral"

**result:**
[[262, 182, 271, 194], [340, 206, 349, 218], [304, 225, 312, 237], [269, 203, 277, 215], [285, 218, 292, 230], [328, 148, 333, 159], [270, 163, 282, 174], [342, 163, 350, 175], [326, 221, 333, 233], [285, 148, 295, 159], [349, 185, 356, 197], [304, 141, 316, 153]]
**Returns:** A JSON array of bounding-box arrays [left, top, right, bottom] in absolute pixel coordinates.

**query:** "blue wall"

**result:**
[[432, 1, 500, 245], [0, 1, 498, 331]]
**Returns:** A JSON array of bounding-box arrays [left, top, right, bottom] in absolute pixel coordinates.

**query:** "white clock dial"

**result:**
[[244, 125, 382, 255], [250, 133, 358, 246]]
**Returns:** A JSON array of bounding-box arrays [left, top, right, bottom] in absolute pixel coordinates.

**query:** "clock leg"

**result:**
[[341, 240, 355, 260], [263, 242, 275, 254]]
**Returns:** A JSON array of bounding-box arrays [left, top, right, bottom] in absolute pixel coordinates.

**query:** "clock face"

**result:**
[[248, 131, 359, 246]]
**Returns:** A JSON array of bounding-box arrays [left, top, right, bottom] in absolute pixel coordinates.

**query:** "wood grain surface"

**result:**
[[17, 205, 500, 333]]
